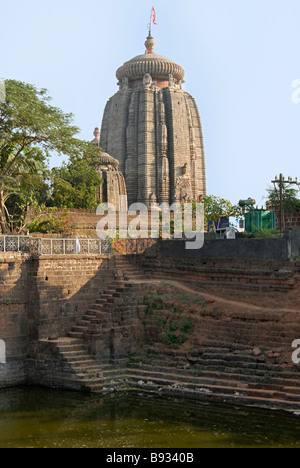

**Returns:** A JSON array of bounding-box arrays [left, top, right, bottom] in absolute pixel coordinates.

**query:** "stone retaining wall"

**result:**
[[144, 229, 300, 261], [0, 253, 115, 389], [0, 253, 31, 388]]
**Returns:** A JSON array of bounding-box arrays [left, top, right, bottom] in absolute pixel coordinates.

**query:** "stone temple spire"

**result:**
[[100, 34, 207, 206]]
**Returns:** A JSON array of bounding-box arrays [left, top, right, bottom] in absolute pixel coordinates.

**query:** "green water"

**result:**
[[0, 387, 300, 448]]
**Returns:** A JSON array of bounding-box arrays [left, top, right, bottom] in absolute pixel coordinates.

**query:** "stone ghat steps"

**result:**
[[115, 257, 147, 281], [53, 338, 131, 392], [136, 260, 297, 291], [128, 383, 300, 411], [47, 339, 300, 406], [67, 279, 139, 340], [125, 367, 300, 408], [127, 366, 251, 389], [148, 275, 292, 292], [130, 352, 281, 374], [143, 262, 297, 276], [144, 348, 289, 367], [118, 255, 300, 294], [60, 341, 295, 392], [62, 359, 300, 403], [131, 350, 276, 367], [128, 361, 300, 391], [129, 344, 300, 380], [140, 258, 299, 274], [38, 338, 105, 392], [129, 352, 300, 384]]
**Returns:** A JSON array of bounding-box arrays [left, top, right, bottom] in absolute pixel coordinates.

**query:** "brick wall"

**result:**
[[28, 255, 114, 340], [0, 253, 31, 388], [25, 208, 158, 238], [0, 253, 115, 389], [283, 212, 300, 231], [271, 208, 300, 231]]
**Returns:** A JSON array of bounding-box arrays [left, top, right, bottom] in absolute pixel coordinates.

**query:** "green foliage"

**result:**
[[251, 227, 281, 239], [180, 316, 194, 334], [26, 206, 70, 234], [162, 316, 194, 346], [200, 195, 245, 224], [49, 155, 102, 209], [266, 184, 300, 213], [1, 80, 99, 160], [0, 80, 101, 232], [151, 294, 164, 310], [143, 290, 195, 347], [143, 293, 164, 312], [163, 330, 185, 346]]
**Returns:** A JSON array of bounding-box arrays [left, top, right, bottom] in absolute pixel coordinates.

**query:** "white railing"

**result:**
[[0, 236, 113, 256]]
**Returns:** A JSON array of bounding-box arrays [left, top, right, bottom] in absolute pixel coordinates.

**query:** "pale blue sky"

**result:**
[[1, 0, 300, 206]]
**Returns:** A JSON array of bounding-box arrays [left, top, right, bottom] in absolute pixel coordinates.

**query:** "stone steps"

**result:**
[[37, 257, 300, 408], [135, 258, 297, 292], [127, 367, 242, 388], [48, 338, 125, 392], [57, 261, 147, 390], [115, 257, 146, 282], [125, 368, 300, 406], [129, 360, 275, 381], [150, 275, 291, 292], [128, 362, 300, 393], [67, 279, 127, 339], [132, 352, 286, 373], [39, 337, 300, 408], [129, 350, 300, 388]]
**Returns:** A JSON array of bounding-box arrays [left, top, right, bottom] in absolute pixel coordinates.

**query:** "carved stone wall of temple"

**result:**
[[92, 127, 128, 210], [100, 35, 207, 206]]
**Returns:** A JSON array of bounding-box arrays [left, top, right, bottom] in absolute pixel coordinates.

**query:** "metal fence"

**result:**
[[0, 236, 164, 256], [0, 236, 113, 256]]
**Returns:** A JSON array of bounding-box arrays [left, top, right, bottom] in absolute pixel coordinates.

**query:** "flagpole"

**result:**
[[148, 7, 157, 36], [148, 8, 152, 35]]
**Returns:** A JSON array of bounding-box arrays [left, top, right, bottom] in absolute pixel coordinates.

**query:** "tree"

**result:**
[[266, 184, 300, 213], [49, 155, 102, 209], [0, 80, 100, 233], [201, 195, 243, 225]]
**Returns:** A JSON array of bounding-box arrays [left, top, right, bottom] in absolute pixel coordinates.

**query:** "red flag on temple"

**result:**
[[151, 7, 157, 25]]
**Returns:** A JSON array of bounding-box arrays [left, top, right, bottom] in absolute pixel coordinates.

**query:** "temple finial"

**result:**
[[93, 127, 100, 147], [145, 34, 156, 54]]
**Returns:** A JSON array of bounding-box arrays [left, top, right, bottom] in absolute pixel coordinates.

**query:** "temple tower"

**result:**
[[100, 34, 206, 206]]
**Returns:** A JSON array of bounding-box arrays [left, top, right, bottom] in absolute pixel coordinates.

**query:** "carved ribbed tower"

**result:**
[[100, 34, 206, 206]]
